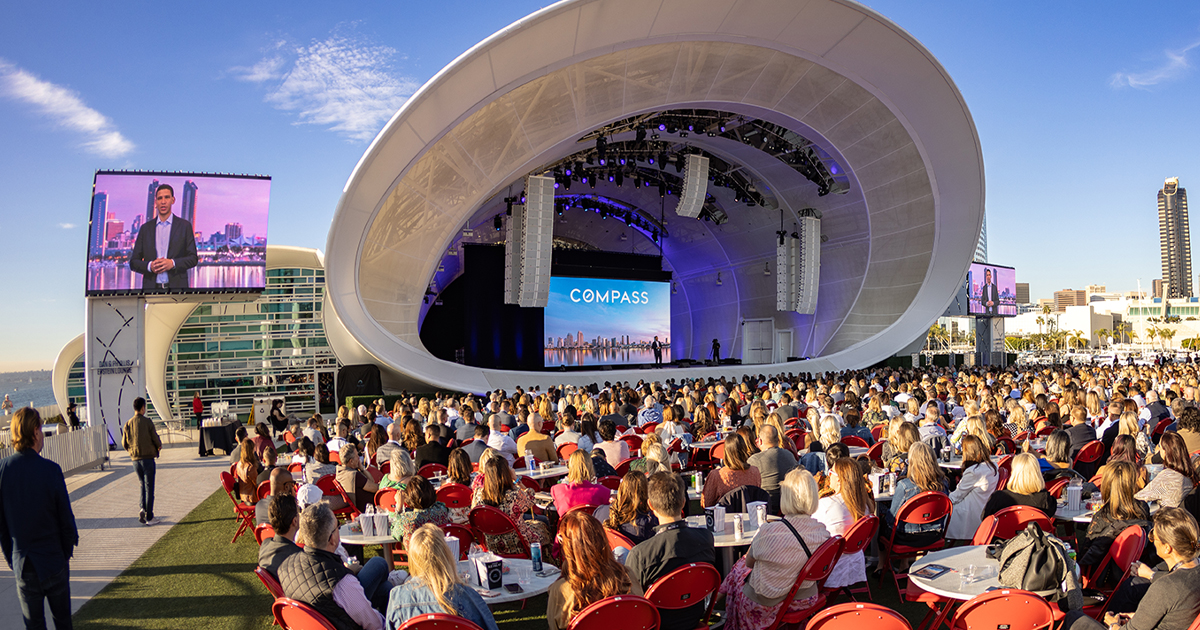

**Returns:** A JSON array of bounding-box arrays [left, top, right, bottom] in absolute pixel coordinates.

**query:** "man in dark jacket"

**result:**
[[414, 425, 451, 470], [0, 408, 79, 629], [259, 495, 302, 577]]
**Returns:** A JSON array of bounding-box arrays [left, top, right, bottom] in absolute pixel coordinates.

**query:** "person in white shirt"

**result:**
[[325, 421, 349, 455], [813, 458, 873, 589], [485, 416, 518, 466]]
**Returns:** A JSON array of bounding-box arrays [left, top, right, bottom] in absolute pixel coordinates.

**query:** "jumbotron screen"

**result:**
[[544, 277, 671, 367], [85, 171, 270, 296], [968, 263, 1017, 317]]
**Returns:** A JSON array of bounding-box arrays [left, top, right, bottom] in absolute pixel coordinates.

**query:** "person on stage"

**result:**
[[711, 338, 721, 362], [980, 268, 999, 316], [129, 184, 198, 290], [651, 336, 663, 366]]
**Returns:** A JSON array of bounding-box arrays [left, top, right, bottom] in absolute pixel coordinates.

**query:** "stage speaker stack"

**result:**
[[504, 175, 555, 307], [794, 214, 821, 315], [776, 236, 796, 311], [675, 154, 709, 218]]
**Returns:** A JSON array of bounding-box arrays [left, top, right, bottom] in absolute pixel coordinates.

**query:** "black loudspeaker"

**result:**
[[337, 364, 383, 401], [720, 358, 742, 365]]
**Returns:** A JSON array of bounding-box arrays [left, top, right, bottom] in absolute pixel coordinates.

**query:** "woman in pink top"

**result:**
[[551, 450, 612, 515], [701, 433, 762, 507]]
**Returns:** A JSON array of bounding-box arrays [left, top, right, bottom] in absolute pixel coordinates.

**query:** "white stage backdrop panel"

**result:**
[[543, 277, 670, 367]]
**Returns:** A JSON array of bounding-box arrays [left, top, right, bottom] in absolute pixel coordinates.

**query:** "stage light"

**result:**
[[720, 125, 726, 132], [590, 177, 596, 189], [658, 123, 667, 131], [647, 156, 655, 164], [564, 179, 572, 190], [619, 157, 627, 166], [636, 128, 646, 142], [687, 124, 694, 131], [599, 158, 606, 166], [494, 215, 502, 231], [608, 175, 615, 182], [679, 131, 688, 138], [659, 154, 668, 170], [716, 272, 722, 286], [674, 159, 683, 173], [615, 172, 623, 187], [764, 262, 771, 276], [564, 167, 572, 176], [651, 133, 660, 140], [666, 124, 678, 134]]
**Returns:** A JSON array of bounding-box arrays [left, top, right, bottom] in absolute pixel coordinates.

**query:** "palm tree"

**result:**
[[1036, 316, 1045, 336], [1095, 328, 1110, 350], [1146, 327, 1158, 351], [1160, 327, 1176, 350], [1068, 330, 1086, 349]]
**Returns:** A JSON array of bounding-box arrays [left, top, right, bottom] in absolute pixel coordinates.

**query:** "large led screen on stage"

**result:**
[[85, 171, 270, 296], [544, 277, 671, 367], [968, 263, 1017, 317]]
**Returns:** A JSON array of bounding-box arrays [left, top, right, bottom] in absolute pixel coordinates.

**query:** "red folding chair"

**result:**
[[764, 536, 846, 630], [870, 426, 886, 441], [841, 435, 869, 449], [997, 455, 1014, 474], [615, 458, 636, 477], [284, 431, 296, 445], [436, 483, 472, 511], [995, 467, 1010, 491], [254, 566, 284, 598], [1046, 477, 1070, 499], [991, 506, 1053, 539], [1035, 426, 1055, 437], [949, 589, 1054, 630], [604, 528, 635, 557], [996, 437, 1016, 455], [621, 435, 644, 451], [1073, 440, 1104, 477], [440, 523, 476, 560], [418, 463, 448, 479], [254, 523, 276, 545], [380, 460, 392, 475], [558, 442, 579, 459], [837, 515, 879, 601], [366, 467, 384, 484], [1083, 525, 1145, 593], [328, 451, 341, 465], [806, 602, 912, 630], [375, 488, 400, 512], [643, 562, 721, 629], [567, 594, 660, 630], [314, 474, 360, 522], [971, 516, 998, 546], [256, 480, 272, 502], [397, 614, 484, 630], [219, 471, 257, 544], [879, 491, 953, 596], [866, 442, 885, 468], [565, 504, 603, 517], [272, 598, 337, 630], [1152, 417, 1173, 442], [468, 505, 532, 559], [709, 442, 726, 464], [287, 461, 303, 474], [597, 475, 622, 491]]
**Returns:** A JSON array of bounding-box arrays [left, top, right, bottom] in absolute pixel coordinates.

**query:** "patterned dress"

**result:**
[[390, 502, 452, 547], [470, 485, 551, 556]]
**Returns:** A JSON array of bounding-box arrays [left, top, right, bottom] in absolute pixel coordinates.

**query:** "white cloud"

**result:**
[[57, 223, 77, 229], [233, 33, 419, 142], [1110, 40, 1200, 89], [0, 58, 135, 158]]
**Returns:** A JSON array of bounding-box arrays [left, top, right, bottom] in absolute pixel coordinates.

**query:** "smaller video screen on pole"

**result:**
[[544, 277, 671, 367], [85, 171, 270, 296], [967, 263, 1017, 317]]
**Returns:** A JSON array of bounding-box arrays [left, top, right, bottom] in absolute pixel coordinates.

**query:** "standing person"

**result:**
[[192, 393, 204, 426], [65, 402, 81, 431], [651, 336, 663, 367], [1, 394, 12, 416], [711, 338, 721, 362], [128, 183, 198, 290], [0, 408, 79, 630], [980, 268, 999, 316], [123, 397, 162, 525]]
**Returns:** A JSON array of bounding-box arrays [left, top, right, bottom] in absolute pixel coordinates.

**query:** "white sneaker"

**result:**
[[144, 516, 158, 526]]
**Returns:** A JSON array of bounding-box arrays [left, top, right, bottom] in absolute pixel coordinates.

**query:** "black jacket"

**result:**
[[278, 547, 360, 630], [0, 450, 78, 581], [128, 215, 198, 289], [982, 488, 1057, 519], [1078, 503, 1153, 584]]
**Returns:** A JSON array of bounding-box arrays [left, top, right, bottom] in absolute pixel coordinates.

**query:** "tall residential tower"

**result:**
[[1159, 177, 1191, 298]]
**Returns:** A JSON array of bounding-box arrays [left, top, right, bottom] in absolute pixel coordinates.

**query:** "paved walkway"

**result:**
[[0, 434, 229, 629]]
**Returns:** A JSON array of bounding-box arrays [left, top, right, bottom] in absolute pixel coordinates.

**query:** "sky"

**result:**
[[2, 1, 1200, 371]]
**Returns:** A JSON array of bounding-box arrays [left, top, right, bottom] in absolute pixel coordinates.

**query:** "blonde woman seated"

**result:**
[[813, 458, 874, 590], [982, 453, 1057, 518], [379, 447, 416, 491], [385, 524, 499, 630], [716, 468, 832, 630], [547, 510, 631, 630], [550, 450, 612, 515]]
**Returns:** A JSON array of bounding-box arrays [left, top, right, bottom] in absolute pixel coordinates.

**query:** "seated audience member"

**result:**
[[1065, 406, 1098, 459], [947, 434, 999, 540], [336, 444, 380, 514], [1096, 435, 1148, 488], [1078, 461, 1152, 584], [884, 442, 950, 548], [840, 411, 875, 446], [983, 453, 1057, 518], [385, 524, 499, 630], [604, 471, 658, 545], [234, 438, 262, 504], [1062, 508, 1200, 630], [229, 426, 250, 464], [1153, 406, 1200, 463], [278, 503, 391, 630], [326, 421, 351, 455], [374, 422, 404, 467], [251, 422, 275, 459], [576, 413, 603, 452], [748, 425, 798, 514], [485, 415, 519, 466], [814, 458, 874, 591], [258, 495, 302, 577], [716, 468, 832, 630], [515, 414, 559, 464], [551, 450, 612, 516], [701, 433, 762, 507], [380, 447, 416, 491], [462, 425, 490, 463], [256, 467, 297, 526], [390, 476, 451, 547], [590, 448, 619, 479], [446, 448, 473, 487], [737, 426, 761, 457], [301, 417, 325, 446], [630, 443, 672, 476], [553, 413, 582, 447], [881, 421, 920, 471], [1039, 430, 1083, 481], [1136, 432, 1197, 508], [547, 510, 632, 630], [305, 443, 337, 485], [401, 420, 425, 453], [470, 456, 551, 556], [414, 425, 451, 470], [625, 471, 716, 630], [256, 446, 279, 485], [592, 419, 630, 469]]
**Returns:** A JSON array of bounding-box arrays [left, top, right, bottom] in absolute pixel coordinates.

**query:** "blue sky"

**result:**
[[2, 1, 1200, 371]]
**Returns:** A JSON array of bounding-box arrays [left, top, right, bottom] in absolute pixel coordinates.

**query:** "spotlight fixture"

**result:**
[[615, 172, 623, 187], [764, 262, 771, 276], [679, 131, 688, 138], [650, 133, 660, 140], [494, 215, 503, 231], [590, 177, 596, 189], [672, 281, 678, 294], [716, 272, 723, 286], [636, 128, 647, 142], [658, 123, 667, 131]]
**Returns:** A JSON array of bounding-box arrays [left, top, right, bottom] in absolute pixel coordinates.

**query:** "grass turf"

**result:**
[[71, 489, 934, 629]]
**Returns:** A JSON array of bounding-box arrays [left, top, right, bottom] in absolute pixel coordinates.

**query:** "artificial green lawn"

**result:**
[[72, 489, 929, 629]]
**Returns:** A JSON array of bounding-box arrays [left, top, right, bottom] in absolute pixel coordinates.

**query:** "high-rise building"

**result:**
[[145, 179, 160, 222], [131, 214, 142, 238], [181, 180, 199, 226], [1159, 177, 1191, 298], [1015, 282, 1030, 304], [90, 191, 108, 253], [225, 223, 243, 240], [974, 217, 987, 263], [1053, 289, 1086, 312], [1153, 279, 1164, 299]]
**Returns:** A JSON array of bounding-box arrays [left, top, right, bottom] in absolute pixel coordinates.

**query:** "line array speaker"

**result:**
[[504, 175, 555, 306], [794, 215, 821, 315], [675, 155, 709, 218]]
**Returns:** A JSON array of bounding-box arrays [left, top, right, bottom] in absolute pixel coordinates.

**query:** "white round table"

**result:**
[[518, 464, 569, 481], [689, 441, 723, 450], [339, 523, 397, 567], [908, 545, 1000, 600], [456, 557, 559, 605]]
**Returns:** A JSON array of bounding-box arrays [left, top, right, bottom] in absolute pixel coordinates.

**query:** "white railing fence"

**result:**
[[0, 424, 108, 476]]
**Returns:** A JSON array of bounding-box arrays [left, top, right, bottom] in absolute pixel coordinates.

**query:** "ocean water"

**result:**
[[4, 382, 56, 409]]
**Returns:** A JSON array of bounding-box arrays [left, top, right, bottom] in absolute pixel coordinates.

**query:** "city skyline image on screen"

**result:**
[[86, 171, 270, 295], [967, 263, 1017, 316], [544, 276, 671, 367]]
